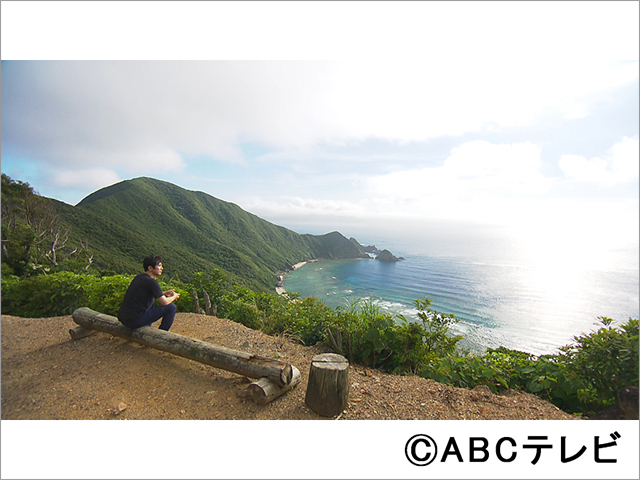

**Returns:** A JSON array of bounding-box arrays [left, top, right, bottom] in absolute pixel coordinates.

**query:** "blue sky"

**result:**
[[2, 2, 638, 251]]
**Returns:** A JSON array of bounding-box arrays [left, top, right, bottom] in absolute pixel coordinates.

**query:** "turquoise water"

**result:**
[[284, 232, 639, 355]]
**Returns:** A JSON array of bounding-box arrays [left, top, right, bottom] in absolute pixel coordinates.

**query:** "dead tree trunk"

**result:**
[[305, 353, 349, 417], [248, 366, 302, 405], [72, 307, 293, 386], [203, 290, 214, 316], [192, 288, 200, 313]]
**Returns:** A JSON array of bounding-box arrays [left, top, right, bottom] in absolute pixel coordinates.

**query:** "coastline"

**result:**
[[276, 258, 319, 295], [275, 259, 316, 295], [274, 243, 401, 295]]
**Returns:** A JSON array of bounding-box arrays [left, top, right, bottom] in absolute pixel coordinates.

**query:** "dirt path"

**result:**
[[1, 313, 576, 420]]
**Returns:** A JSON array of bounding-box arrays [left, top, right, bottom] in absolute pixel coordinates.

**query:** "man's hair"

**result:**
[[143, 255, 162, 272]]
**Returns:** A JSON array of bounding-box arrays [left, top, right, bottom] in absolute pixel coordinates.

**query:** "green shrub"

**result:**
[[84, 274, 133, 316], [2, 272, 194, 318], [1, 271, 91, 317], [156, 279, 192, 313], [217, 287, 332, 345], [325, 299, 396, 368], [559, 317, 639, 413], [218, 286, 266, 330], [323, 297, 461, 373], [422, 318, 638, 416], [280, 296, 334, 346], [191, 269, 228, 313]]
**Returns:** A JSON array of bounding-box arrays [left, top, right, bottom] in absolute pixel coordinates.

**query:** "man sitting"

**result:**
[[117, 255, 180, 331]]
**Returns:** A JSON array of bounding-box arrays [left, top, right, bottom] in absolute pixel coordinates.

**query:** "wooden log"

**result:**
[[69, 325, 96, 341], [248, 366, 301, 405], [305, 353, 349, 417], [72, 307, 293, 386]]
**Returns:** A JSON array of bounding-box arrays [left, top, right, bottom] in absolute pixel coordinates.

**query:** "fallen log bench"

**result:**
[[71, 307, 295, 392]]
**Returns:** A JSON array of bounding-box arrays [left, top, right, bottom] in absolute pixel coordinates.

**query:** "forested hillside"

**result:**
[[3, 175, 369, 291]]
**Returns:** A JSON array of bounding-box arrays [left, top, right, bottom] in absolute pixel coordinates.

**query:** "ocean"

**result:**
[[283, 226, 639, 355]]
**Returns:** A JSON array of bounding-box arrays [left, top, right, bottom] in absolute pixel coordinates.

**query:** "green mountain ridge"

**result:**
[[54, 177, 371, 291]]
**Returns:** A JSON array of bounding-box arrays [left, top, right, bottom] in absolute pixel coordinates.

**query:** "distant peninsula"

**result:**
[[356, 241, 404, 262], [374, 249, 404, 262]]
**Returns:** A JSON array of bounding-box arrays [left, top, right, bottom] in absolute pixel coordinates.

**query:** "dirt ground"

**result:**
[[1, 313, 577, 421]]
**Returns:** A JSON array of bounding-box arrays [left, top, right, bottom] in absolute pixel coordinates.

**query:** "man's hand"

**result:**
[[159, 290, 180, 305]]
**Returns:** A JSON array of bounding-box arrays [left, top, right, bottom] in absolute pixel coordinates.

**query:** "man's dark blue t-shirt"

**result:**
[[117, 273, 163, 325]]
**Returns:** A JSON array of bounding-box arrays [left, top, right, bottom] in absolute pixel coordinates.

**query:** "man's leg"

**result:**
[[130, 304, 177, 331]]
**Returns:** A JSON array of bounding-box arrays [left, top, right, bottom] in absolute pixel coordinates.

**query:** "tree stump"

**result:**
[[305, 353, 349, 417]]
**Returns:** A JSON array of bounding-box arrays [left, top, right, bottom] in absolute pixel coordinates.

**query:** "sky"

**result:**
[[2, 1, 639, 252]]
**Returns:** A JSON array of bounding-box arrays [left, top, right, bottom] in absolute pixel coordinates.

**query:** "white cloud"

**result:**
[[443, 141, 550, 195], [3, 57, 638, 176], [243, 196, 369, 224], [324, 59, 639, 142], [51, 168, 121, 190], [559, 136, 640, 186], [243, 141, 557, 228], [366, 140, 552, 213], [115, 147, 187, 175], [251, 136, 639, 236]]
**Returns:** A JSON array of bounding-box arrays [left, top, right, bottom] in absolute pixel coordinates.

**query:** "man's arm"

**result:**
[[157, 290, 180, 306]]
